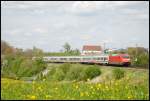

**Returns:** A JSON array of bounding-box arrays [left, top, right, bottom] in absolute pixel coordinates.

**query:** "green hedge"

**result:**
[[65, 65, 84, 81], [112, 68, 125, 80], [83, 65, 101, 80], [44, 64, 101, 81], [1, 56, 47, 79]]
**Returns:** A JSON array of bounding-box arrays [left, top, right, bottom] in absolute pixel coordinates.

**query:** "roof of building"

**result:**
[[82, 45, 102, 51]]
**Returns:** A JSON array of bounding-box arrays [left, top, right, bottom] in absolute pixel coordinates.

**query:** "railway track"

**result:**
[[47, 62, 148, 70]]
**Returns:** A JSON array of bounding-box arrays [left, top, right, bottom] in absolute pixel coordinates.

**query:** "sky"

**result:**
[[1, 1, 149, 52]]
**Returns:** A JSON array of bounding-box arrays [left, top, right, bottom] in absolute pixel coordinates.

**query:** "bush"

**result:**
[[59, 63, 71, 74], [44, 68, 56, 81], [83, 65, 101, 80], [133, 53, 149, 68], [1, 56, 47, 79], [112, 68, 125, 80], [16, 59, 33, 77], [52, 68, 65, 81], [17, 58, 47, 77], [1, 56, 24, 79], [65, 66, 84, 81]]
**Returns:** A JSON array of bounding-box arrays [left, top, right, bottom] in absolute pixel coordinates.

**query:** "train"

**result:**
[[33, 54, 131, 66]]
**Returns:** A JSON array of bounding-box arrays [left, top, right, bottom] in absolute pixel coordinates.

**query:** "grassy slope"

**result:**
[[1, 64, 149, 100]]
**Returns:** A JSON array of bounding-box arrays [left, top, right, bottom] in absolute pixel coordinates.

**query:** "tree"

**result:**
[[24, 49, 33, 58], [63, 42, 71, 53], [1, 40, 14, 55], [73, 48, 80, 55], [32, 46, 43, 56], [127, 47, 149, 68]]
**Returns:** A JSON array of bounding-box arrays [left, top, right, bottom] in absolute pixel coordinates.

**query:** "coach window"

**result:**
[[74, 58, 77, 60], [93, 58, 96, 60], [87, 58, 91, 60], [61, 58, 65, 60], [83, 58, 86, 60], [100, 57, 103, 61], [97, 58, 100, 60], [70, 58, 73, 61], [104, 57, 107, 61], [76, 58, 78, 60], [71, 58, 75, 60]]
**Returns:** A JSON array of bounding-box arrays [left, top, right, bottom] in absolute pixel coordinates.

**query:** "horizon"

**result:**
[[2, 39, 149, 53]]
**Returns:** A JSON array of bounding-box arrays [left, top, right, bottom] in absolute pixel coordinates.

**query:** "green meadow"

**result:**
[[1, 63, 149, 100]]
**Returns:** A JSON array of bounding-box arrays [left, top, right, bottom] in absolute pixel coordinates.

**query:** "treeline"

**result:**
[[1, 40, 43, 58], [1, 41, 80, 58], [44, 43, 80, 56]]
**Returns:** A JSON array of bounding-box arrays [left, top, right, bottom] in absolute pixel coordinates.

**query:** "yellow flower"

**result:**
[[85, 91, 88, 96], [80, 92, 84, 97], [32, 81, 35, 84], [97, 83, 101, 89], [105, 86, 108, 89], [128, 96, 131, 99], [98, 84, 101, 87], [126, 77, 129, 80], [90, 86, 93, 89], [30, 95, 36, 100], [46, 95, 49, 98], [75, 85, 78, 89], [87, 78, 90, 81], [115, 82, 118, 86], [46, 95, 51, 99], [55, 87, 58, 90], [38, 86, 42, 90]]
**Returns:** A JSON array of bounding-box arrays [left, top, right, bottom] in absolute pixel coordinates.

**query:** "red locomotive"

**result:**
[[108, 54, 131, 66]]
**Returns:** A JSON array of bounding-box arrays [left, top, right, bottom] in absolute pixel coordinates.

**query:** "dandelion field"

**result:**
[[1, 64, 149, 100]]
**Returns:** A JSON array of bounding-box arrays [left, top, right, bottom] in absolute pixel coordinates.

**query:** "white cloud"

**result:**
[[35, 41, 47, 45], [33, 28, 48, 33], [69, 1, 146, 15], [80, 34, 92, 40], [58, 36, 72, 41], [33, 9, 45, 14], [1, 1, 65, 9], [102, 39, 113, 43], [137, 14, 149, 20], [120, 7, 149, 20], [53, 23, 66, 29], [24, 32, 32, 36], [10, 30, 20, 35]]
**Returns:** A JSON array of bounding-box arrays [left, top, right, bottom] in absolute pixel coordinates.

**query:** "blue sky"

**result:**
[[1, 1, 149, 52]]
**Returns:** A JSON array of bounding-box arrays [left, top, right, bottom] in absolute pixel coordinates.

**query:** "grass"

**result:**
[[1, 64, 149, 100]]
